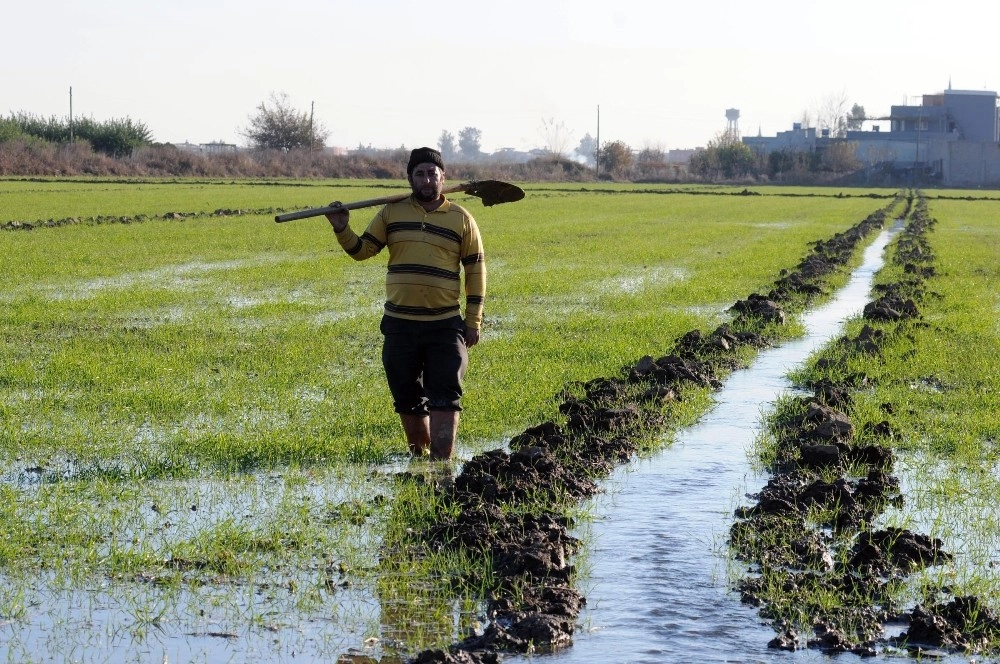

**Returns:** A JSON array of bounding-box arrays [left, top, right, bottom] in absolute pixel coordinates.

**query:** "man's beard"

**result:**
[[414, 187, 438, 202]]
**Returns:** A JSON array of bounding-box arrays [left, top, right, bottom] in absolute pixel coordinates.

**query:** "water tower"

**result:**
[[725, 108, 740, 137]]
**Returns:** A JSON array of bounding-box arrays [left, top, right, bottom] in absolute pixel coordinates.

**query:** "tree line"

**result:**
[[1, 112, 153, 158], [1, 91, 869, 183]]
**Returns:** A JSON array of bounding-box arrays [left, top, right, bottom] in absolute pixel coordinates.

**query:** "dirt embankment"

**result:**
[[1, 206, 281, 231], [401, 200, 902, 664], [732, 195, 999, 657]]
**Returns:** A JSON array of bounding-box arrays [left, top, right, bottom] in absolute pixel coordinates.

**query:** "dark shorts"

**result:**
[[380, 315, 468, 415]]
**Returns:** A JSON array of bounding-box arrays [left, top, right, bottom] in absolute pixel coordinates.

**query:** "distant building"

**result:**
[[491, 147, 535, 164], [743, 123, 821, 154], [201, 141, 238, 154], [170, 141, 239, 154], [173, 141, 202, 153], [348, 144, 407, 159], [888, 89, 998, 141], [744, 86, 1000, 186], [666, 148, 698, 164]]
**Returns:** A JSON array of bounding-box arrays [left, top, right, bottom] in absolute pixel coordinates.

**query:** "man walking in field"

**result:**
[[324, 147, 486, 460]]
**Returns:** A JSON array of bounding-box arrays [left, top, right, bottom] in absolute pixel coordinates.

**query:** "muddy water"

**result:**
[[511, 226, 901, 664]]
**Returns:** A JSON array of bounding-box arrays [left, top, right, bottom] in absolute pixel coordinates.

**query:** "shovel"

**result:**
[[274, 179, 524, 223]]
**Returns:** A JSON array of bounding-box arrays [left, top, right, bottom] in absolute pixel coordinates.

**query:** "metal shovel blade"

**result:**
[[462, 179, 525, 207]]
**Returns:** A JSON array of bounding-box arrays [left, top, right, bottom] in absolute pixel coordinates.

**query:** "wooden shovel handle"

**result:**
[[274, 184, 468, 223]]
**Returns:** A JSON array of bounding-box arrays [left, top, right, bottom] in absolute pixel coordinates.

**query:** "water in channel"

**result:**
[[509, 225, 901, 664]]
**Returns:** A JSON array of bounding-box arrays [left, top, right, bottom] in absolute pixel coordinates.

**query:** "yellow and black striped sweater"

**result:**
[[334, 197, 486, 329]]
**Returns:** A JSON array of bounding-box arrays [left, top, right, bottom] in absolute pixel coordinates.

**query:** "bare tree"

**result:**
[[636, 145, 668, 179], [539, 117, 573, 157], [242, 92, 328, 151], [816, 91, 850, 138], [797, 110, 813, 130]]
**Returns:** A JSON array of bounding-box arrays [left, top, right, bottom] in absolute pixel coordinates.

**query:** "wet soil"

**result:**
[[399, 199, 903, 663]]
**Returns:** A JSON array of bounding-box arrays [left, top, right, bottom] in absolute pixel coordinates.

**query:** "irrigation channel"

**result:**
[[504, 222, 905, 664]]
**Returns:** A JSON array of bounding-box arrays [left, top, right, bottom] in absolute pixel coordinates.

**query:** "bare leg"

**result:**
[[400, 413, 430, 456], [429, 410, 459, 460]]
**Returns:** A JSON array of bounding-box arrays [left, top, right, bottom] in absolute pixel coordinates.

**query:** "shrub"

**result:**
[[0, 118, 21, 143], [4, 112, 153, 158]]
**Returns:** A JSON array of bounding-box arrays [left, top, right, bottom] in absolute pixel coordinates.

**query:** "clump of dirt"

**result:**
[[626, 351, 719, 388], [410, 649, 500, 664], [863, 294, 920, 321], [766, 397, 895, 474], [838, 324, 888, 354], [768, 627, 800, 651], [845, 527, 952, 575], [892, 596, 1000, 653], [730, 294, 787, 325], [809, 378, 854, 408], [736, 466, 901, 532]]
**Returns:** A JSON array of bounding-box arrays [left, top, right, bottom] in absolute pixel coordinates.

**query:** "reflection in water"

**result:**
[[512, 227, 900, 663], [372, 457, 480, 660]]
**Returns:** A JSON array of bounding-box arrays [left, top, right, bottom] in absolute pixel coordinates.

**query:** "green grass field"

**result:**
[[0, 180, 893, 473], [9, 178, 994, 659], [861, 196, 1000, 599]]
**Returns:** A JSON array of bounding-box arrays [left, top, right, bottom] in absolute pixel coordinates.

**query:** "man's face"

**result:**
[[409, 163, 445, 202]]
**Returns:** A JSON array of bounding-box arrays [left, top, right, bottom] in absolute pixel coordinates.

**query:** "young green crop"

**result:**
[[876, 198, 1000, 609]]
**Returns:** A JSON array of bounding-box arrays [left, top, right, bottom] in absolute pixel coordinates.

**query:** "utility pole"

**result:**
[[309, 101, 315, 153], [595, 105, 601, 180], [69, 86, 74, 142]]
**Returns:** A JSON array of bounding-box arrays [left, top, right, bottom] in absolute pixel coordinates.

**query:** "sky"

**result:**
[[3, 0, 998, 155]]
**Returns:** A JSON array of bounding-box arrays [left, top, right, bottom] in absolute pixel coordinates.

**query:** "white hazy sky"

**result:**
[[3, 0, 997, 153]]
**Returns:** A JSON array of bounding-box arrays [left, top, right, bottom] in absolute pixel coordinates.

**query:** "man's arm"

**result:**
[[325, 203, 386, 260], [461, 216, 486, 347]]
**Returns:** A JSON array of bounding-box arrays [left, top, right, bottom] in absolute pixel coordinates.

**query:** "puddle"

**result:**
[[0, 570, 385, 663], [0, 468, 402, 663], [35, 255, 306, 301], [509, 225, 911, 663], [605, 266, 688, 294]]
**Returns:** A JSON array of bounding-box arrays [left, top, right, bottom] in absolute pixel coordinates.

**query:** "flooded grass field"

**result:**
[[1, 180, 997, 662]]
